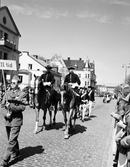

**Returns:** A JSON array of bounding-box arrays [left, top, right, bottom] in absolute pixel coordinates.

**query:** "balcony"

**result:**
[[0, 38, 16, 50]]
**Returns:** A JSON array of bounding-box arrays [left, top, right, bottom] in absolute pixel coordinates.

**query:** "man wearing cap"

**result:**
[[0, 75, 27, 167], [39, 65, 55, 86], [64, 66, 81, 96], [39, 65, 55, 103]]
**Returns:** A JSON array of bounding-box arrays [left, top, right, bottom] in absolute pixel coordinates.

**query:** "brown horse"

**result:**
[[60, 82, 80, 139], [33, 75, 60, 134]]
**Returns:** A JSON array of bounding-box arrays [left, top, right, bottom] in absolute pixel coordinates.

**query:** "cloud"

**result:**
[[122, 17, 130, 25], [76, 12, 111, 23], [8, 4, 69, 19], [110, 0, 130, 6]]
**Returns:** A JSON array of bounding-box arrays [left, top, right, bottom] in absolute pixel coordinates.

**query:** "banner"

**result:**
[[0, 60, 17, 71]]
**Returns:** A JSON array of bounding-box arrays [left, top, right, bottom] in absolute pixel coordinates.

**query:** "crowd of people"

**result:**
[[0, 65, 96, 167], [110, 83, 130, 166]]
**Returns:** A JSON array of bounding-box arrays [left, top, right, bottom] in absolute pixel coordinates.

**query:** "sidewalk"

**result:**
[[107, 119, 117, 167]]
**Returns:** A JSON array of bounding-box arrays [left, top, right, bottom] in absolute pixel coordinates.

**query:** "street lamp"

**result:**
[[122, 64, 130, 83]]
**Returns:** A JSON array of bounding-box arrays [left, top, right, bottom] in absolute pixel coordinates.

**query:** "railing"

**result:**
[[0, 38, 16, 50]]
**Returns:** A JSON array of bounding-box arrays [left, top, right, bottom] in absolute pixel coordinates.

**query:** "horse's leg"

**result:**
[[61, 107, 67, 131], [33, 108, 40, 134], [53, 103, 57, 125], [41, 107, 47, 131], [48, 106, 52, 128], [64, 108, 73, 139]]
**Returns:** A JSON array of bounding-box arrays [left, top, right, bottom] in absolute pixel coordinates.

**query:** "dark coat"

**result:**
[[88, 90, 95, 102], [1, 88, 26, 127], [64, 72, 81, 85], [39, 71, 55, 85]]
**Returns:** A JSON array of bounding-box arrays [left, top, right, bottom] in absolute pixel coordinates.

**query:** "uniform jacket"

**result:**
[[39, 71, 55, 85], [64, 72, 81, 85], [1, 88, 26, 127], [88, 90, 95, 102]]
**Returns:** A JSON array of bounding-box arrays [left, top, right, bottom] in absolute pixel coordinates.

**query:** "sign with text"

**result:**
[[0, 60, 17, 71]]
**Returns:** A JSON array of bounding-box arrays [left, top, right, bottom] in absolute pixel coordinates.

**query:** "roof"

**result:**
[[24, 53, 61, 77], [18, 69, 31, 75], [64, 58, 85, 71], [0, 6, 21, 37], [29, 54, 48, 67]]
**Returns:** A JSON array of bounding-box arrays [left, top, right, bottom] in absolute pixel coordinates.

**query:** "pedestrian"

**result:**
[[0, 75, 27, 167], [87, 86, 95, 118]]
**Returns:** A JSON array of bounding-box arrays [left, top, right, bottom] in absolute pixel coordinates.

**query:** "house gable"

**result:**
[[64, 58, 85, 71], [0, 6, 21, 37]]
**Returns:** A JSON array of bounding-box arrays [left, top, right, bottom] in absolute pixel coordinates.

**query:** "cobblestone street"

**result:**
[[0, 97, 115, 167]]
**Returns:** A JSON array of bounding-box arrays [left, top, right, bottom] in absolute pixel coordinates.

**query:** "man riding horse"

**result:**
[[64, 66, 81, 96], [39, 64, 55, 106], [61, 66, 81, 139]]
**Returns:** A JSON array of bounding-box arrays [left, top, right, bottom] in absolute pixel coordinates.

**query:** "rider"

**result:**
[[39, 65, 55, 102], [64, 66, 81, 96]]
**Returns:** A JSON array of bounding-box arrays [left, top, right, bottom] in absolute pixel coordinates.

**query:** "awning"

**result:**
[[18, 69, 31, 75]]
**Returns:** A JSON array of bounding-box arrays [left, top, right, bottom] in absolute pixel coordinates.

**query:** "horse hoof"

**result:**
[[64, 134, 69, 139], [33, 130, 38, 134]]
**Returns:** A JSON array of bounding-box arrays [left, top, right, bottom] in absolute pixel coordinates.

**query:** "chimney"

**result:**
[[79, 58, 82, 61], [68, 57, 70, 60]]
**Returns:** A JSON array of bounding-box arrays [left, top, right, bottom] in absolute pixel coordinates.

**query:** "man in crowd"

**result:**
[[88, 86, 95, 118], [0, 75, 27, 167]]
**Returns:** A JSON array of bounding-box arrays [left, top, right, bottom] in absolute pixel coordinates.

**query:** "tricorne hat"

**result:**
[[67, 66, 75, 70], [45, 65, 52, 69]]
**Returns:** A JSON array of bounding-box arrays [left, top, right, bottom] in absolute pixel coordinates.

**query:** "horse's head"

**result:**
[[34, 74, 42, 94]]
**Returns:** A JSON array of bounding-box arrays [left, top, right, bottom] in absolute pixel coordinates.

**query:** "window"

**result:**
[[4, 33, 8, 40], [28, 64, 32, 70], [85, 74, 87, 78], [0, 30, 3, 39], [19, 76, 23, 83], [78, 74, 81, 78], [88, 74, 90, 78], [19, 64, 21, 69], [85, 81, 87, 86], [3, 53, 8, 60]]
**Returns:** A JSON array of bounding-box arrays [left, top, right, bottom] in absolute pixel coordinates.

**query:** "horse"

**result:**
[[60, 82, 80, 139], [33, 75, 60, 134]]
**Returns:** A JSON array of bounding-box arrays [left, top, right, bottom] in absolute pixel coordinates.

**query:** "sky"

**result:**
[[1, 0, 130, 86]]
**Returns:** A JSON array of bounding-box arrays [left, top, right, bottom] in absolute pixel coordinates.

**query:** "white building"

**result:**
[[19, 51, 61, 90]]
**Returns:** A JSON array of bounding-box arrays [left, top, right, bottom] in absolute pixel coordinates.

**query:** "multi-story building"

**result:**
[[0, 6, 21, 82], [64, 57, 96, 88], [49, 55, 96, 88]]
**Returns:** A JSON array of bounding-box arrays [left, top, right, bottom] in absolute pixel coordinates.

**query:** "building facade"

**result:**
[[48, 55, 96, 88], [0, 6, 21, 82], [19, 52, 61, 90]]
